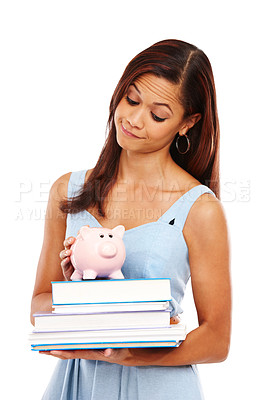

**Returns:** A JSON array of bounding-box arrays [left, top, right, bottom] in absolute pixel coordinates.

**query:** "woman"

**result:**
[[31, 39, 231, 399]]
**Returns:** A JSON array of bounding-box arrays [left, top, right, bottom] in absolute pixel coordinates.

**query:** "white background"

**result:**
[[1, 0, 265, 398]]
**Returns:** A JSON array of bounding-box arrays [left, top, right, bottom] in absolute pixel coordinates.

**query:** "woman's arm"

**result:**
[[124, 193, 231, 366], [30, 173, 71, 325], [46, 193, 231, 366]]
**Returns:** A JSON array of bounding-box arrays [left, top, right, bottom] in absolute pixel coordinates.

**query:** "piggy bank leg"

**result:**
[[109, 270, 124, 279], [83, 269, 98, 280], [70, 269, 83, 281]]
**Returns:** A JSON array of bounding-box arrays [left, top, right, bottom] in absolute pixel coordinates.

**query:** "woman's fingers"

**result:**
[[60, 237, 76, 280], [59, 249, 71, 260], [61, 256, 70, 267], [60, 236, 75, 261], [63, 236, 75, 249], [170, 316, 180, 324], [61, 258, 74, 281]]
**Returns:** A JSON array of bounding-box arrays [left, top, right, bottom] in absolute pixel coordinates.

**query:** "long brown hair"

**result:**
[[61, 39, 220, 217]]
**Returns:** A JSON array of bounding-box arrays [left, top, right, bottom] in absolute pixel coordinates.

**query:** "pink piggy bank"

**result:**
[[70, 225, 126, 280]]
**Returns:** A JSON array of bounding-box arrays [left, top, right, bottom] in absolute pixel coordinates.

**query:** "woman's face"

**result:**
[[114, 73, 194, 155]]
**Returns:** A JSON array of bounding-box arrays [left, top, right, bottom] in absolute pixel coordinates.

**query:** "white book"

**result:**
[[31, 340, 182, 351], [33, 309, 171, 331], [29, 324, 187, 345], [52, 301, 170, 314], [52, 279, 171, 305]]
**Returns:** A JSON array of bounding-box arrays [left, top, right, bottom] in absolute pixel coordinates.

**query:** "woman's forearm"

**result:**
[[124, 322, 230, 367], [30, 292, 53, 326]]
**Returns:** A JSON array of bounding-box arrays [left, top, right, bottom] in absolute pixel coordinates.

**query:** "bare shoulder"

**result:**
[[85, 168, 94, 182], [183, 191, 229, 243], [49, 172, 72, 203], [51, 168, 94, 199], [190, 192, 225, 221]]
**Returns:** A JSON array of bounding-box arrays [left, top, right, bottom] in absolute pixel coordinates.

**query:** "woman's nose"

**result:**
[[127, 108, 144, 130]]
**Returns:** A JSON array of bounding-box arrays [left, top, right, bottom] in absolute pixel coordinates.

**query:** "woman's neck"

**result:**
[[117, 149, 181, 188]]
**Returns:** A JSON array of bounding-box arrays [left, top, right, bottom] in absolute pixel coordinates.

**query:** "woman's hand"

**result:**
[[40, 348, 133, 365], [40, 347, 172, 367], [59, 237, 76, 280], [170, 315, 180, 324]]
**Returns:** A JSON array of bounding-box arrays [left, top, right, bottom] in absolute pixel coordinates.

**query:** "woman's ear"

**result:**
[[179, 113, 201, 136]]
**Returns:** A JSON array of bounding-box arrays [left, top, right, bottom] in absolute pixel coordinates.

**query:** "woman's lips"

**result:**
[[121, 123, 141, 139]]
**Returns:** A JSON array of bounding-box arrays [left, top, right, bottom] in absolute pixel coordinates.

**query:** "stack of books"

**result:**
[[29, 278, 186, 351]]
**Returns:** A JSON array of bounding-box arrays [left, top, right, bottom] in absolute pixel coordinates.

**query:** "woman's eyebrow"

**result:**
[[130, 83, 173, 114]]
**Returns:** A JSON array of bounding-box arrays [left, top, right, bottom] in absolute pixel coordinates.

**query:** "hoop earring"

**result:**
[[176, 134, 190, 154]]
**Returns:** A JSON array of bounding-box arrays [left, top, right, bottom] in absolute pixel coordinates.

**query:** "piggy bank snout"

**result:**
[[98, 241, 118, 258]]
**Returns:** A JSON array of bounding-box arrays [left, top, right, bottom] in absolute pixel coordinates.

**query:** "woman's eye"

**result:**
[[151, 112, 166, 122], [126, 95, 166, 122], [126, 96, 139, 106]]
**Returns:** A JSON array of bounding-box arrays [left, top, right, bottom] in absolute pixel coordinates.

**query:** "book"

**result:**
[[29, 324, 186, 345], [33, 309, 171, 331], [30, 323, 186, 350], [31, 340, 181, 351], [52, 301, 170, 314], [52, 278, 171, 305], [30, 278, 187, 351], [29, 325, 186, 350]]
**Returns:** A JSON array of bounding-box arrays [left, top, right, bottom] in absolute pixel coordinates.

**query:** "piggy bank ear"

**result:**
[[79, 225, 91, 240], [112, 225, 125, 238]]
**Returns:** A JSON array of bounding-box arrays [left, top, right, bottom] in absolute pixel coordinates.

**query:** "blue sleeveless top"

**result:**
[[42, 170, 215, 400]]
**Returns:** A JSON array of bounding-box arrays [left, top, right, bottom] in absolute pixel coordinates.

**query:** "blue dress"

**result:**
[[42, 170, 215, 400]]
